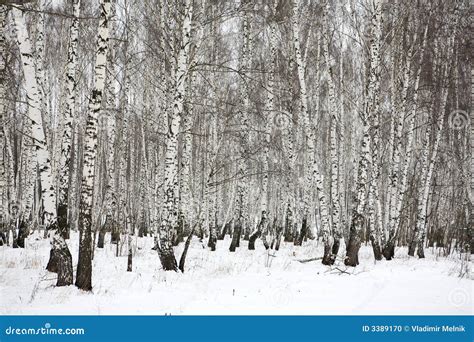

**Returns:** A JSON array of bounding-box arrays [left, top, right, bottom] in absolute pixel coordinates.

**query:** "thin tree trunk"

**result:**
[[76, 0, 111, 291], [158, 0, 193, 270], [58, 0, 81, 241], [344, 0, 381, 267]]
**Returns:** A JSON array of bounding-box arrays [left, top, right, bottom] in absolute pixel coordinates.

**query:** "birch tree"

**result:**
[[158, 0, 193, 270], [410, 33, 456, 258], [344, 0, 381, 266], [76, 0, 111, 291], [58, 0, 81, 240], [12, 5, 73, 285]]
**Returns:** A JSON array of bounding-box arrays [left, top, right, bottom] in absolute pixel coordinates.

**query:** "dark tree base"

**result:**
[[218, 222, 230, 240], [344, 235, 360, 267], [408, 240, 416, 256], [331, 238, 340, 256], [158, 246, 178, 271], [274, 232, 282, 251], [173, 232, 185, 246], [76, 228, 93, 291], [152, 236, 159, 251], [370, 236, 383, 261], [417, 241, 425, 258], [57, 203, 69, 240], [248, 229, 261, 250], [322, 244, 336, 265], [56, 244, 73, 286], [47, 237, 73, 286], [229, 222, 242, 252], [295, 218, 307, 246], [207, 234, 217, 251], [97, 227, 106, 248], [17, 220, 28, 248], [262, 237, 270, 250], [179, 227, 196, 273], [46, 248, 59, 273], [127, 252, 132, 272], [111, 228, 120, 244], [382, 241, 395, 260]]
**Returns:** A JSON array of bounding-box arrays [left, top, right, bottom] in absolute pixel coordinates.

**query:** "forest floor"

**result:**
[[0, 231, 472, 315]]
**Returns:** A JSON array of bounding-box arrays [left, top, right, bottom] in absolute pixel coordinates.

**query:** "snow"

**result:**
[[0, 231, 472, 315]]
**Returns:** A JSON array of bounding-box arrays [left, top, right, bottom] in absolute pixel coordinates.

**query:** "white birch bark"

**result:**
[[159, 0, 193, 270], [34, 0, 49, 140], [366, 0, 383, 260], [391, 25, 429, 242], [260, 4, 277, 249], [344, 0, 381, 266], [12, 6, 56, 230], [412, 36, 455, 258], [58, 0, 81, 238], [76, 0, 111, 290], [0, 6, 6, 217], [385, 38, 414, 251], [234, 2, 251, 239], [13, 5, 73, 285], [292, 0, 330, 249], [323, 3, 341, 254]]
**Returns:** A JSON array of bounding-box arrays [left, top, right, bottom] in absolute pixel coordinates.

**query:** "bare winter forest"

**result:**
[[0, 0, 472, 314]]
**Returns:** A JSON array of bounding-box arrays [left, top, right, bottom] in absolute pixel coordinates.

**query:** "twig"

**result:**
[[296, 257, 323, 263]]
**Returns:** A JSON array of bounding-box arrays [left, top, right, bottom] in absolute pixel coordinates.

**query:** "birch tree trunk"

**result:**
[[344, 0, 381, 266], [383, 35, 415, 259], [366, 0, 383, 261], [232, 1, 252, 249], [0, 6, 7, 233], [58, 0, 81, 241], [34, 0, 49, 141], [292, 0, 330, 251], [260, 3, 278, 250], [158, 0, 193, 270], [12, 5, 73, 285], [410, 36, 454, 258], [76, 0, 111, 290], [323, 3, 341, 262], [291, 0, 311, 245], [387, 24, 428, 257]]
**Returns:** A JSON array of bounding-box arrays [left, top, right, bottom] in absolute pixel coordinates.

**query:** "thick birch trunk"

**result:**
[[13, 6, 73, 285]]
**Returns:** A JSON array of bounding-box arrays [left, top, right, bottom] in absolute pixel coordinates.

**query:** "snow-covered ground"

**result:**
[[0, 231, 472, 315]]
